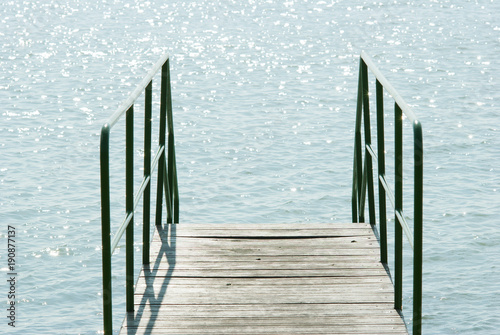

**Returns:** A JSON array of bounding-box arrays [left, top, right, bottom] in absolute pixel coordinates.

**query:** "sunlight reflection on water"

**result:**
[[0, 0, 499, 334]]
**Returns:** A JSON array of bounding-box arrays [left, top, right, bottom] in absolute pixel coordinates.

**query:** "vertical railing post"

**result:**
[[376, 80, 387, 265], [394, 103, 403, 311], [165, 59, 179, 223], [361, 60, 376, 226], [413, 121, 424, 335], [100, 126, 112, 334], [155, 63, 168, 226], [352, 62, 362, 222], [352, 60, 365, 223], [162, 157, 173, 221], [125, 105, 134, 312], [143, 82, 152, 265]]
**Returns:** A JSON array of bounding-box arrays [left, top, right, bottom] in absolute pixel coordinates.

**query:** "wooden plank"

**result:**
[[134, 284, 395, 297], [165, 223, 373, 230], [122, 316, 407, 327], [122, 316, 406, 326], [133, 290, 395, 304], [133, 296, 396, 305], [130, 303, 400, 314], [122, 319, 405, 327], [121, 325, 407, 335], [134, 276, 391, 286], [140, 268, 390, 278], [141, 259, 383, 269], [135, 282, 395, 294], [137, 254, 381, 262], [141, 260, 385, 269], [150, 246, 381, 256], [169, 228, 375, 237], [120, 223, 407, 334], [157, 236, 378, 245], [121, 329, 406, 334], [149, 251, 381, 258]]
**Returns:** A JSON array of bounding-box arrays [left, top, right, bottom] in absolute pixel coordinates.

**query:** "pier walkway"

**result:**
[[100, 53, 423, 334], [119, 223, 407, 334]]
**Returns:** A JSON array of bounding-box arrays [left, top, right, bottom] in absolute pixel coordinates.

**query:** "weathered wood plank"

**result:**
[[133, 296, 396, 305], [140, 268, 390, 278], [131, 303, 400, 314], [151, 249, 380, 257], [165, 223, 374, 230], [135, 276, 391, 286], [143, 254, 385, 265], [123, 319, 403, 327], [141, 260, 384, 269], [150, 246, 381, 256], [169, 228, 375, 237], [123, 316, 407, 327], [121, 325, 407, 335], [157, 236, 378, 245], [135, 283, 395, 294], [119, 223, 407, 334]]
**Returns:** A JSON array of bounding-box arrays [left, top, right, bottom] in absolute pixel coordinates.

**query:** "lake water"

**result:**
[[1, 0, 499, 334]]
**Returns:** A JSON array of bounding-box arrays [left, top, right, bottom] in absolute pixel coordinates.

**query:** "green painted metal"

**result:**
[[99, 127, 112, 334], [125, 105, 134, 313], [154, 62, 179, 226], [166, 62, 179, 224], [394, 102, 403, 311], [143, 82, 152, 265], [99, 54, 179, 334], [375, 80, 388, 265], [352, 52, 423, 335]]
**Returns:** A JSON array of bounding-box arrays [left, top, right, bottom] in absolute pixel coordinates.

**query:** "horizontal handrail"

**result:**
[[100, 54, 179, 334], [396, 210, 414, 250], [379, 175, 396, 215], [352, 52, 423, 335], [109, 146, 166, 254], [104, 53, 170, 129], [360, 51, 419, 123], [366, 143, 377, 161], [110, 212, 134, 254]]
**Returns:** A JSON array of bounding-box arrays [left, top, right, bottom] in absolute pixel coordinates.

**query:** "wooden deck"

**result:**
[[120, 223, 408, 334]]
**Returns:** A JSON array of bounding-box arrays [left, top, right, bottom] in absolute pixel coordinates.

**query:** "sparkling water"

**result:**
[[1, 0, 499, 333]]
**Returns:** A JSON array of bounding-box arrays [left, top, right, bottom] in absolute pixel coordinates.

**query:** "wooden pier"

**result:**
[[120, 223, 408, 334], [100, 53, 423, 334]]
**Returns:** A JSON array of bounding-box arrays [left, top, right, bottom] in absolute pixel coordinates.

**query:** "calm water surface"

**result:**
[[1, 0, 499, 334]]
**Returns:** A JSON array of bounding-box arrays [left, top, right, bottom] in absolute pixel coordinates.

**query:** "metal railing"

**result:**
[[351, 52, 423, 334], [100, 54, 179, 334]]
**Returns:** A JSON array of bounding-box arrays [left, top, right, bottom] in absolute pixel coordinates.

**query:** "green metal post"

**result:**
[[352, 60, 364, 223], [394, 103, 403, 311], [125, 105, 134, 312], [376, 80, 388, 265], [361, 61, 376, 227], [163, 161, 173, 216], [165, 61, 173, 224], [143, 81, 152, 265], [165, 59, 179, 223], [155, 64, 168, 226], [351, 65, 363, 222], [100, 126, 112, 334], [413, 121, 424, 335]]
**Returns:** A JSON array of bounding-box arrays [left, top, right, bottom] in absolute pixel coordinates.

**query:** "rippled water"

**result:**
[[1, 0, 499, 334]]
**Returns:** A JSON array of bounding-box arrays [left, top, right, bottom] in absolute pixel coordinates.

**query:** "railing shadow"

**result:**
[[123, 223, 177, 334]]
